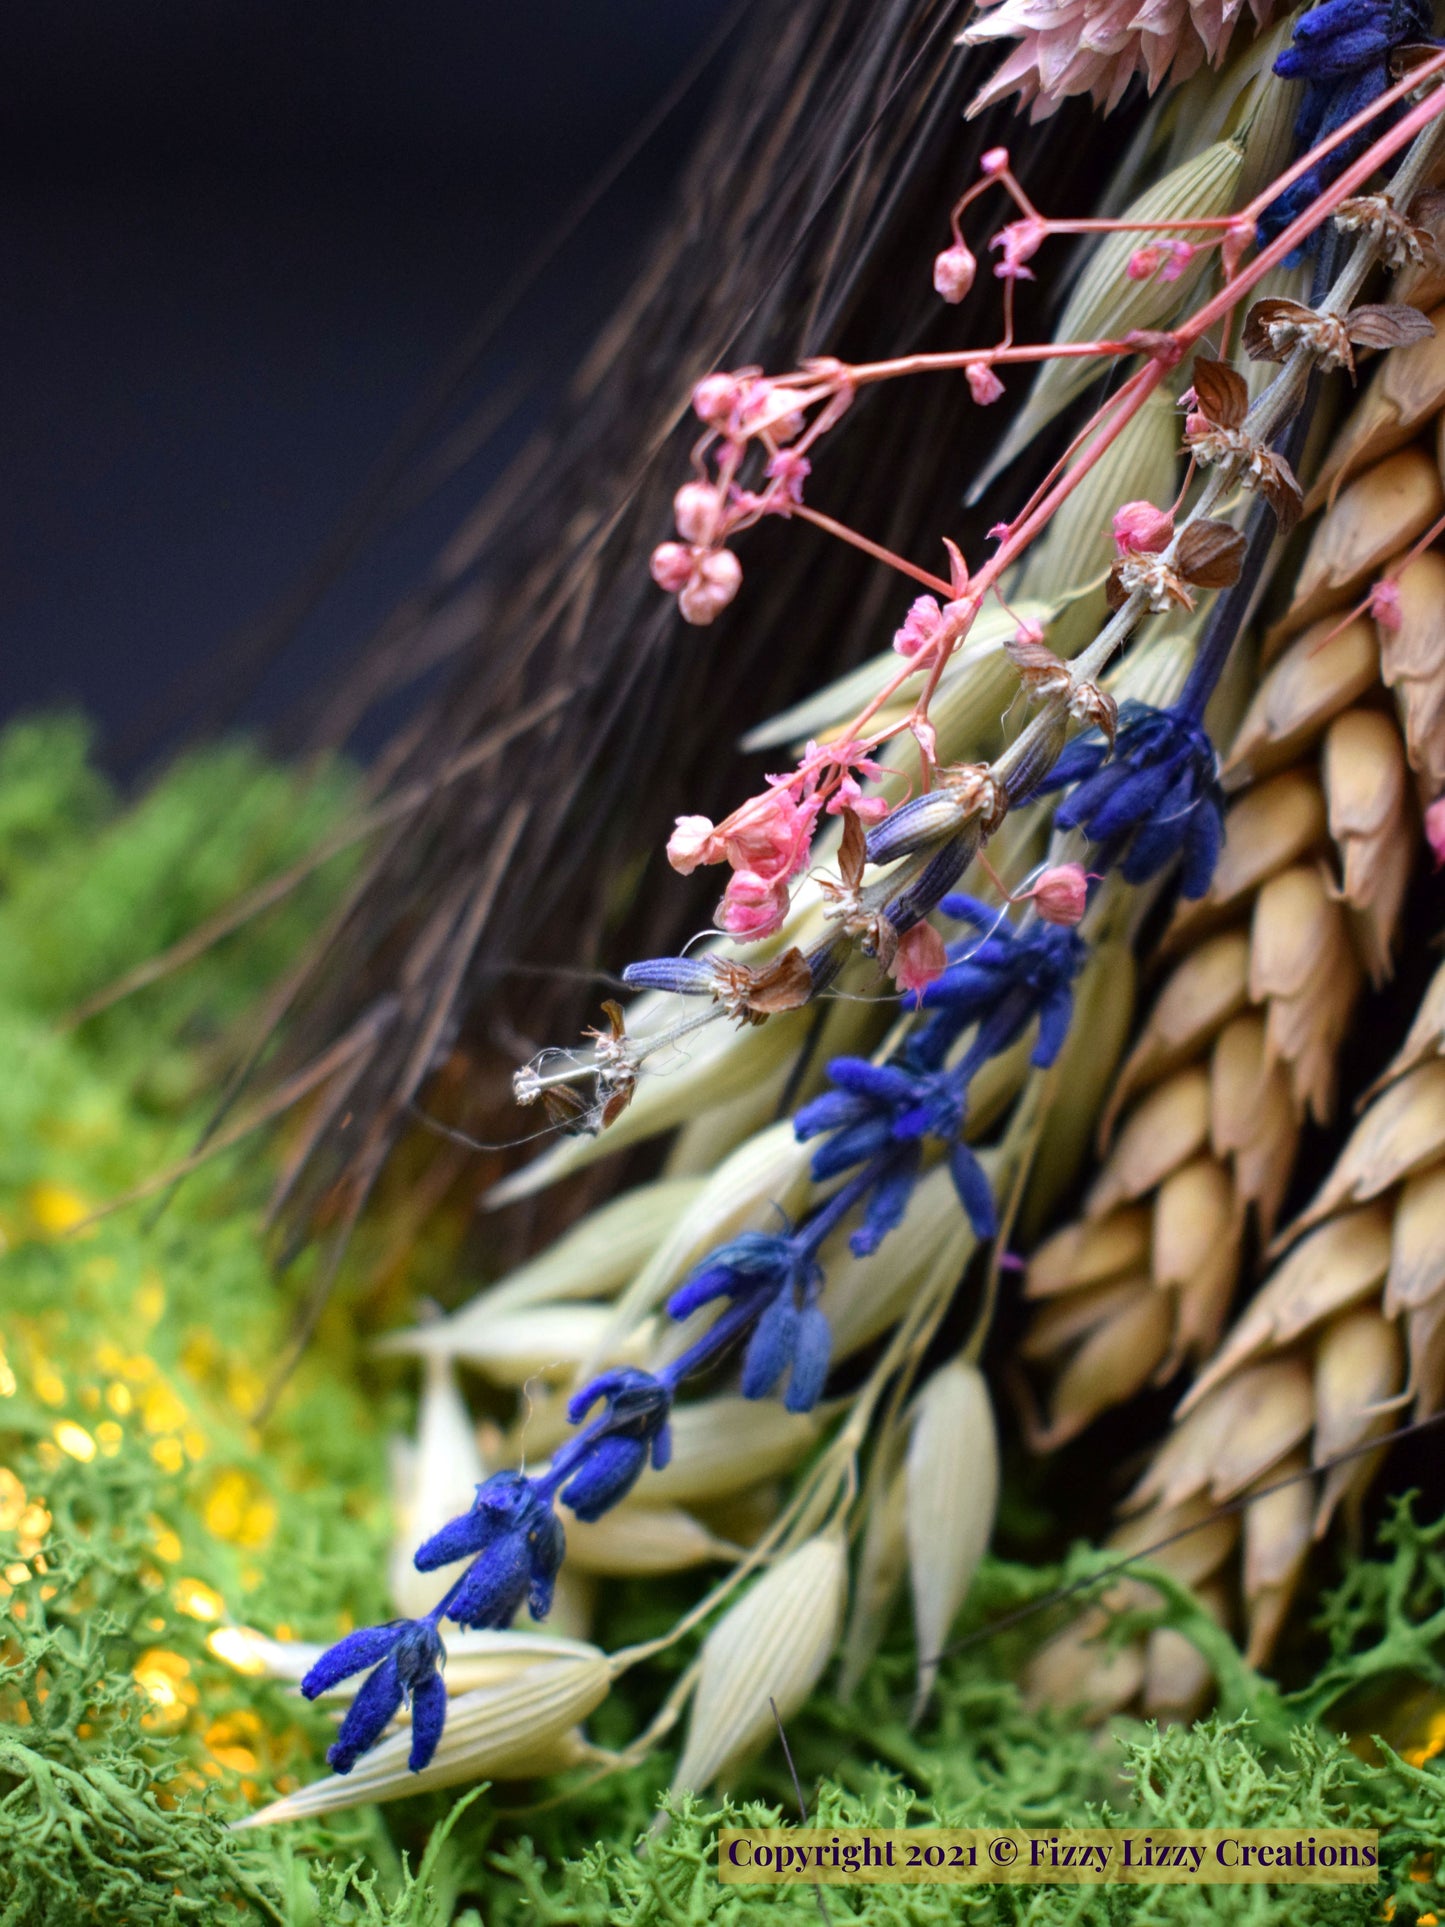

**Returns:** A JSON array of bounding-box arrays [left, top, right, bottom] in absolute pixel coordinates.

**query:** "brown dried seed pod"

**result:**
[[1084, 1067, 1212, 1219], [1272, 446, 1444, 641], [1321, 707, 1413, 984], [1179, 1203, 1393, 1415], [1311, 1307, 1404, 1537], [1249, 864, 1362, 1122], [1102, 932, 1250, 1137], [1305, 302, 1445, 505], [1025, 1207, 1152, 1298], [1224, 617, 1379, 784]]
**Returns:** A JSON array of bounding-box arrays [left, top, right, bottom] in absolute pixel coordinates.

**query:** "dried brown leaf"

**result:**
[[1176, 518, 1247, 590], [1344, 302, 1436, 350], [1192, 357, 1249, 429]]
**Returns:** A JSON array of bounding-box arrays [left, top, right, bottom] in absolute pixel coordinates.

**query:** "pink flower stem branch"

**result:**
[[790, 504, 955, 596]]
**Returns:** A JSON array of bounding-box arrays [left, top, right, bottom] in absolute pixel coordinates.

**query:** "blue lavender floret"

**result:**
[[1260, 0, 1435, 251], [301, 1614, 447, 1773], [554, 1367, 674, 1518], [666, 1230, 831, 1412], [1036, 701, 1224, 899], [795, 901, 1088, 1253], [414, 1468, 565, 1624]]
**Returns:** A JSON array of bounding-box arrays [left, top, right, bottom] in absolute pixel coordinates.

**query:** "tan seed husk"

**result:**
[[1386, 1163, 1445, 1313], [1288, 1061, 1445, 1241], [1084, 1067, 1211, 1219], [1168, 770, 1329, 942], [1127, 1358, 1313, 1512], [1225, 617, 1379, 785], [671, 1534, 847, 1792], [386, 1304, 651, 1384], [1249, 863, 1361, 1121], [1378, 550, 1445, 790], [1369, 954, 1445, 1094], [1143, 1580, 1229, 1723], [905, 1362, 999, 1716], [563, 1503, 737, 1577], [1152, 1156, 1241, 1366], [1321, 707, 1412, 983], [388, 1354, 487, 1619], [1038, 1286, 1174, 1449], [1022, 1607, 1146, 1720], [1243, 1451, 1314, 1666], [1026, 1208, 1152, 1298], [1103, 932, 1250, 1139], [1312, 1307, 1404, 1536], [236, 1650, 614, 1825], [1273, 446, 1444, 642], [639, 1397, 820, 1505], [838, 1453, 907, 1701], [1211, 1014, 1300, 1241], [1020, 1274, 1156, 1361], [1108, 1492, 1239, 1590], [1408, 1287, 1445, 1417], [1180, 1203, 1393, 1414]]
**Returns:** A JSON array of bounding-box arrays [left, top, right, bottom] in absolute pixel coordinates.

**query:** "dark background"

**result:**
[[1, 2, 738, 767]]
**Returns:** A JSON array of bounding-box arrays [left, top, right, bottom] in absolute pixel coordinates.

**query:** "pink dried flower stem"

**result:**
[[790, 504, 955, 597]]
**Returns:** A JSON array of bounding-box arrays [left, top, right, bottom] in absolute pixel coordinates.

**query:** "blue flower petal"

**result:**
[[407, 1669, 448, 1772], [301, 1622, 406, 1699], [741, 1293, 799, 1400], [785, 1307, 832, 1413], [949, 1142, 996, 1240], [327, 1653, 403, 1775]]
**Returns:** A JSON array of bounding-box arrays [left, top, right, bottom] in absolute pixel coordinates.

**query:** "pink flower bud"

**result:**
[[967, 363, 1005, 405], [678, 548, 743, 625], [1368, 578, 1403, 633], [980, 147, 1009, 175], [1111, 500, 1174, 556], [764, 447, 810, 508], [1160, 240, 1196, 283], [1029, 862, 1088, 926], [890, 920, 948, 1002], [990, 217, 1045, 281], [933, 241, 977, 304], [673, 481, 721, 544], [1126, 246, 1162, 281], [1426, 796, 1445, 868], [667, 814, 724, 874], [826, 772, 889, 822], [650, 541, 695, 593], [1013, 615, 1046, 648], [692, 372, 741, 427], [718, 869, 790, 941], [893, 594, 944, 659]]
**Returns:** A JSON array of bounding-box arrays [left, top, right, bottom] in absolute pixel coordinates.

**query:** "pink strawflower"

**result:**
[[725, 787, 819, 883], [1112, 500, 1174, 556], [827, 772, 889, 822], [894, 594, 945, 659], [1126, 246, 1162, 281], [764, 447, 810, 508], [964, 0, 1274, 121], [1159, 239, 1196, 282], [967, 362, 1006, 405], [719, 869, 791, 941], [980, 147, 1011, 175], [692, 372, 743, 428], [990, 217, 1046, 281], [934, 241, 978, 304], [650, 542, 695, 594], [667, 814, 726, 874], [738, 379, 807, 442], [1368, 578, 1403, 633], [673, 481, 722, 544], [678, 548, 743, 626], [890, 921, 948, 1002], [1427, 797, 1445, 868], [1028, 862, 1089, 925]]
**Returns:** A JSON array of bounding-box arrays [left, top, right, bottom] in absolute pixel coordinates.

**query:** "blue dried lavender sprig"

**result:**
[[302, 1365, 674, 1773], [795, 901, 1087, 1254], [1035, 701, 1224, 899], [1259, 0, 1436, 253]]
